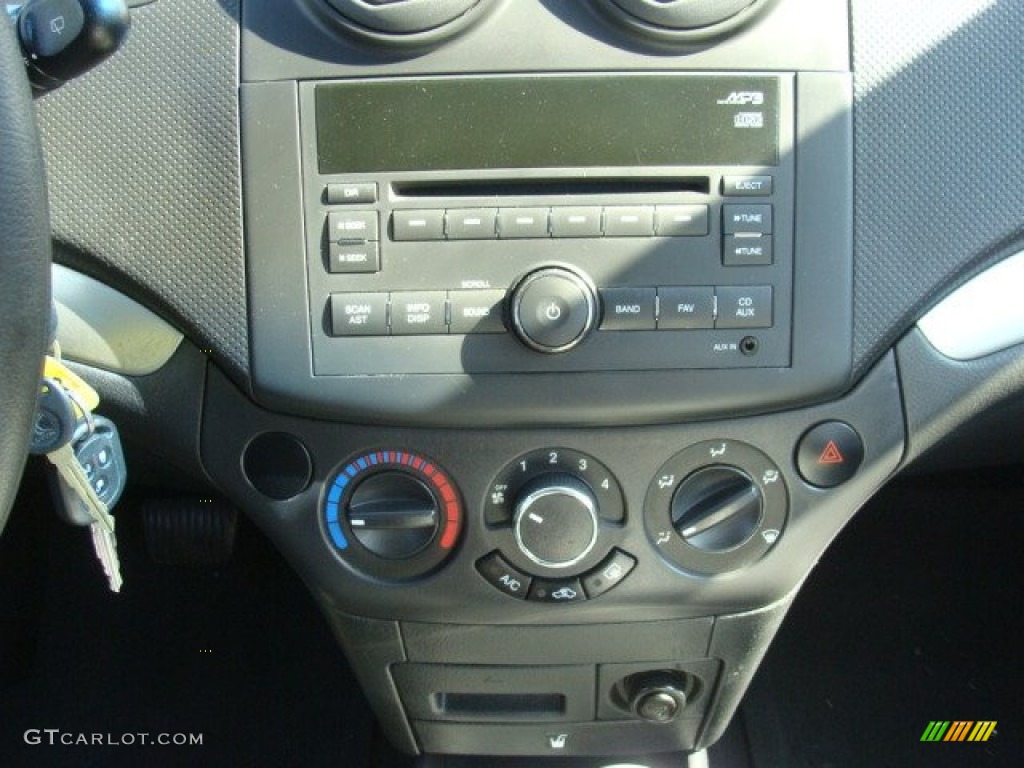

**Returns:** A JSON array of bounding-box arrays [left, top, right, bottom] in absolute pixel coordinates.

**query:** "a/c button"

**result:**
[[476, 552, 532, 600]]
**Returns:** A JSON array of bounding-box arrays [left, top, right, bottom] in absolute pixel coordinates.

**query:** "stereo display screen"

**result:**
[[315, 75, 780, 174]]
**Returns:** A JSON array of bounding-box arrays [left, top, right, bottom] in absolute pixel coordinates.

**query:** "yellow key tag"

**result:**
[[43, 356, 101, 413]]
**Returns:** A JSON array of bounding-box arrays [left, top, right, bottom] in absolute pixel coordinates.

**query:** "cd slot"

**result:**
[[393, 177, 710, 199]]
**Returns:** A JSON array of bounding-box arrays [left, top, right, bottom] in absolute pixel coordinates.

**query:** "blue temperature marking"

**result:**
[[328, 521, 348, 550], [325, 501, 339, 524], [327, 482, 344, 504], [357, 457, 368, 470], [346, 465, 358, 478], [369, 453, 379, 465]]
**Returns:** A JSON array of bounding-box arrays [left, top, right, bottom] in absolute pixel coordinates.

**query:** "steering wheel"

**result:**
[[0, 19, 52, 534]]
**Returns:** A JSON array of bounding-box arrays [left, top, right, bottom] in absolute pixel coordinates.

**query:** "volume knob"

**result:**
[[513, 474, 599, 569], [509, 268, 598, 353]]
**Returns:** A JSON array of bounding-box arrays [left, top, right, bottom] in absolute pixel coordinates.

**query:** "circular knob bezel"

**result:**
[[644, 440, 787, 574], [509, 266, 599, 354], [321, 449, 462, 581], [513, 477, 600, 570]]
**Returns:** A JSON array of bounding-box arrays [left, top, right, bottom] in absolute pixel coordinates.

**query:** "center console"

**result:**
[[216, 0, 899, 760]]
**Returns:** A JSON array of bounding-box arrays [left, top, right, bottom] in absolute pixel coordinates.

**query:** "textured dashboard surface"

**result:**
[[28, 0, 1024, 393], [35, 0, 247, 380], [850, 0, 1024, 376]]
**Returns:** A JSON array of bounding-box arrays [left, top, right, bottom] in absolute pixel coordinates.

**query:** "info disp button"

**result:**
[[511, 268, 598, 353]]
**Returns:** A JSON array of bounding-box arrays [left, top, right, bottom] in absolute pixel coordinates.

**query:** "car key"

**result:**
[[29, 377, 77, 455], [39, 362, 125, 592]]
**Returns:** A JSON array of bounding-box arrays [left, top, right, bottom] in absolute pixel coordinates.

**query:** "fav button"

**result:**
[[796, 421, 865, 488], [658, 287, 714, 329]]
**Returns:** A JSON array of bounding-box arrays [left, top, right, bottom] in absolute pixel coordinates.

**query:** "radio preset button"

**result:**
[[715, 286, 773, 329], [600, 287, 656, 331], [658, 287, 715, 329], [723, 234, 773, 266], [328, 242, 380, 274], [604, 206, 654, 237], [449, 290, 506, 334], [723, 204, 773, 235], [325, 182, 378, 205], [655, 205, 709, 237], [446, 208, 497, 240], [330, 293, 389, 336], [722, 176, 773, 197], [328, 211, 379, 242], [498, 208, 550, 239], [393, 210, 445, 241], [550, 206, 603, 238], [392, 291, 448, 335]]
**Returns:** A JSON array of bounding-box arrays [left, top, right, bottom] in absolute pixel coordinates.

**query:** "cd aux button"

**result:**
[[715, 286, 773, 329]]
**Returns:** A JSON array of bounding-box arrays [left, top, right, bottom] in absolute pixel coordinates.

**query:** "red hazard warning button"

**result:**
[[796, 422, 864, 488]]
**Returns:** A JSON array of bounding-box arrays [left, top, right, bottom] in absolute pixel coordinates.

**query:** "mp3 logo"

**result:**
[[717, 91, 765, 106]]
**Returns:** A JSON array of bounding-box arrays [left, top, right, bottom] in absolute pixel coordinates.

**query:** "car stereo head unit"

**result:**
[[242, 68, 850, 425], [301, 73, 794, 377]]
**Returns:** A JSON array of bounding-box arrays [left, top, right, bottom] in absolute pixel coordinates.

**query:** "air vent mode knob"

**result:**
[[509, 267, 599, 353], [671, 466, 763, 552], [513, 474, 600, 569]]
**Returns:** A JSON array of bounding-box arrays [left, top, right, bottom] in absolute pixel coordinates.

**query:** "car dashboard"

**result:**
[[13, 0, 1024, 763]]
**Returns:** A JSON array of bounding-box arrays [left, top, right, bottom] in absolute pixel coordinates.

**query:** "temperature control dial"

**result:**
[[322, 450, 462, 581]]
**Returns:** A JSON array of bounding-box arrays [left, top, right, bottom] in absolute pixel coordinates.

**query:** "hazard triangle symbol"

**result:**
[[818, 440, 844, 465]]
